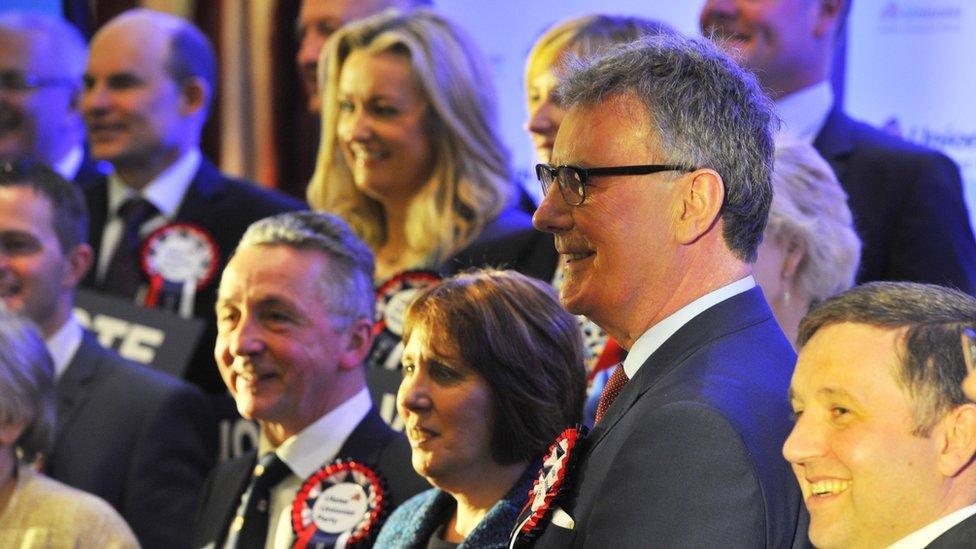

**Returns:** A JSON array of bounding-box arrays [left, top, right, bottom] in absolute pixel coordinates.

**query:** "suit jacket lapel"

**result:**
[[813, 107, 856, 181], [210, 452, 258, 548], [54, 332, 102, 447], [80, 176, 110, 289], [336, 408, 393, 464], [173, 159, 223, 226], [585, 288, 776, 451]]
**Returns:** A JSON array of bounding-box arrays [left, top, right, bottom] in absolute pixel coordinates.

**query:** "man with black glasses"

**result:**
[[518, 34, 804, 547]]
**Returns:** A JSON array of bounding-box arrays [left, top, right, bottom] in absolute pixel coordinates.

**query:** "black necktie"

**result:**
[[103, 197, 157, 298], [227, 452, 292, 548]]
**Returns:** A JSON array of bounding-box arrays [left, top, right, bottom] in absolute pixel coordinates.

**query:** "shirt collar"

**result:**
[[44, 315, 84, 381], [775, 80, 834, 143], [887, 503, 976, 549], [261, 387, 372, 479], [622, 276, 756, 379], [107, 148, 201, 218], [52, 144, 85, 182]]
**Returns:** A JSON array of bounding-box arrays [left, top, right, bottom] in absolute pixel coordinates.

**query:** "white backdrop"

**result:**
[[436, 0, 976, 235]]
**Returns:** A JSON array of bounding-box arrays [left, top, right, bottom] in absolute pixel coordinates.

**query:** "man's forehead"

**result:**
[[794, 322, 905, 394], [89, 20, 171, 72], [552, 94, 655, 164], [300, 0, 388, 24]]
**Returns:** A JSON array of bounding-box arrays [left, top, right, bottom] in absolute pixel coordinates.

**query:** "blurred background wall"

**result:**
[[6, 0, 975, 232]]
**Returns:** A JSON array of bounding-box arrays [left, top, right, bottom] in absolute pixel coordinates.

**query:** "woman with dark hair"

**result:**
[[375, 269, 586, 548]]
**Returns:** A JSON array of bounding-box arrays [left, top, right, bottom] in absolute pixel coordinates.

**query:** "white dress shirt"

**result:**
[[774, 80, 834, 143], [887, 503, 976, 549], [97, 148, 202, 282], [227, 388, 372, 549], [623, 276, 756, 379], [43, 315, 84, 381]]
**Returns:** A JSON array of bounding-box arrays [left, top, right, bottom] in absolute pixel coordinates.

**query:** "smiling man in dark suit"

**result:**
[[521, 34, 802, 547], [700, 0, 976, 293], [0, 160, 215, 549], [78, 9, 305, 394], [786, 282, 976, 548], [193, 211, 428, 548]]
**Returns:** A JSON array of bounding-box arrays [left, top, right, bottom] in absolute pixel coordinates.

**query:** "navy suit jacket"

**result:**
[[927, 512, 976, 548], [78, 159, 306, 392], [814, 108, 976, 293], [46, 331, 217, 549], [530, 288, 803, 548], [443, 206, 558, 282], [192, 407, 429, 548]]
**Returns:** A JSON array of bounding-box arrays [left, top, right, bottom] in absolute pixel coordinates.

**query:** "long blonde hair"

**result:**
[[308, 9, 511, 268]]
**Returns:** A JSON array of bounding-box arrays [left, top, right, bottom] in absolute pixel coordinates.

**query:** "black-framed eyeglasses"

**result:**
[[536, 163, 695, 206], [0, 70, 77, 94]]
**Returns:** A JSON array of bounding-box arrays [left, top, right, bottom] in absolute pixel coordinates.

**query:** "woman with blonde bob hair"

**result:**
[[308, 9, 542, 282], [754, 140, 863, 345]]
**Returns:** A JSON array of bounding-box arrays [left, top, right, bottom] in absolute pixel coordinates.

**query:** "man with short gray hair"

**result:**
[[193, 211, 427, 548], [786, 281, 976, 548], [521, 34, 802, 547]]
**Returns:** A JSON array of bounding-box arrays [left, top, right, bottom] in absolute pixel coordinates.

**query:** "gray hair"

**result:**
[[766, 140, 861, 304], [798, 282, 976, 435], [556, 34, 777, 262], [0, 11, 88, 83], [0, 310, 55, 462], [236, 212, 375, 327]]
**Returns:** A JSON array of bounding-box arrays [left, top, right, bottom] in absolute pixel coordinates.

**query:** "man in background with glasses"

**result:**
[[0, 13, 105, 183], [522, 34, 804, 547]]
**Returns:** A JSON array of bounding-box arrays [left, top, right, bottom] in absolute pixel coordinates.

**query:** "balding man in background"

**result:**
[[700, 0, 976, 293], [0, 12, 104, 182], [79, 9, 305, 394]]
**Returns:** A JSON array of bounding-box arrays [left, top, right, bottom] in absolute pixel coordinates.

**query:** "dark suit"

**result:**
[[47, 330, 217, 549], [530, 288, 803, 548], [814, 108, 976, 293], [192, 407, 429, 548], [443, 206, 558, 283], [78, 158, 306, 392], [926, 511, 976, 548]]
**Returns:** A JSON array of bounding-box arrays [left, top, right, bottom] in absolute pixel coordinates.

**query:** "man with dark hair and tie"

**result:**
[[700, 0, 976, 292], [193, 211, 427, 548], [0, 160, 215, 549], [518, 33, 802, 547], [79, 9, 305, 393]]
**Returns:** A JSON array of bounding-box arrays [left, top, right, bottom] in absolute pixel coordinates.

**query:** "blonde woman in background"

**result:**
[[0, 311, 137, 548], [754, 140, 862, 345], [308, 9, 551, 284]]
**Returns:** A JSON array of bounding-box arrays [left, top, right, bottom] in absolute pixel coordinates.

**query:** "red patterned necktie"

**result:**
[[595, 363, 629, 424]]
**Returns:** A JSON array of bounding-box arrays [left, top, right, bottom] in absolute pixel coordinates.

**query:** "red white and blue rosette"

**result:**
[[290, 459, 388, 548], [510, 425, 589, 546], [368, 270, 441, 370], [140, 221, 219, 289]]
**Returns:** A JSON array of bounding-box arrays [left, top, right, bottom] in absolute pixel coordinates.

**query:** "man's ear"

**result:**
[[937, 404, 976, 478], [338, 317, 375, 370], [179, 76, 210, 117], [63, 243, 94, 289], [674, 169, 724, 246]]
